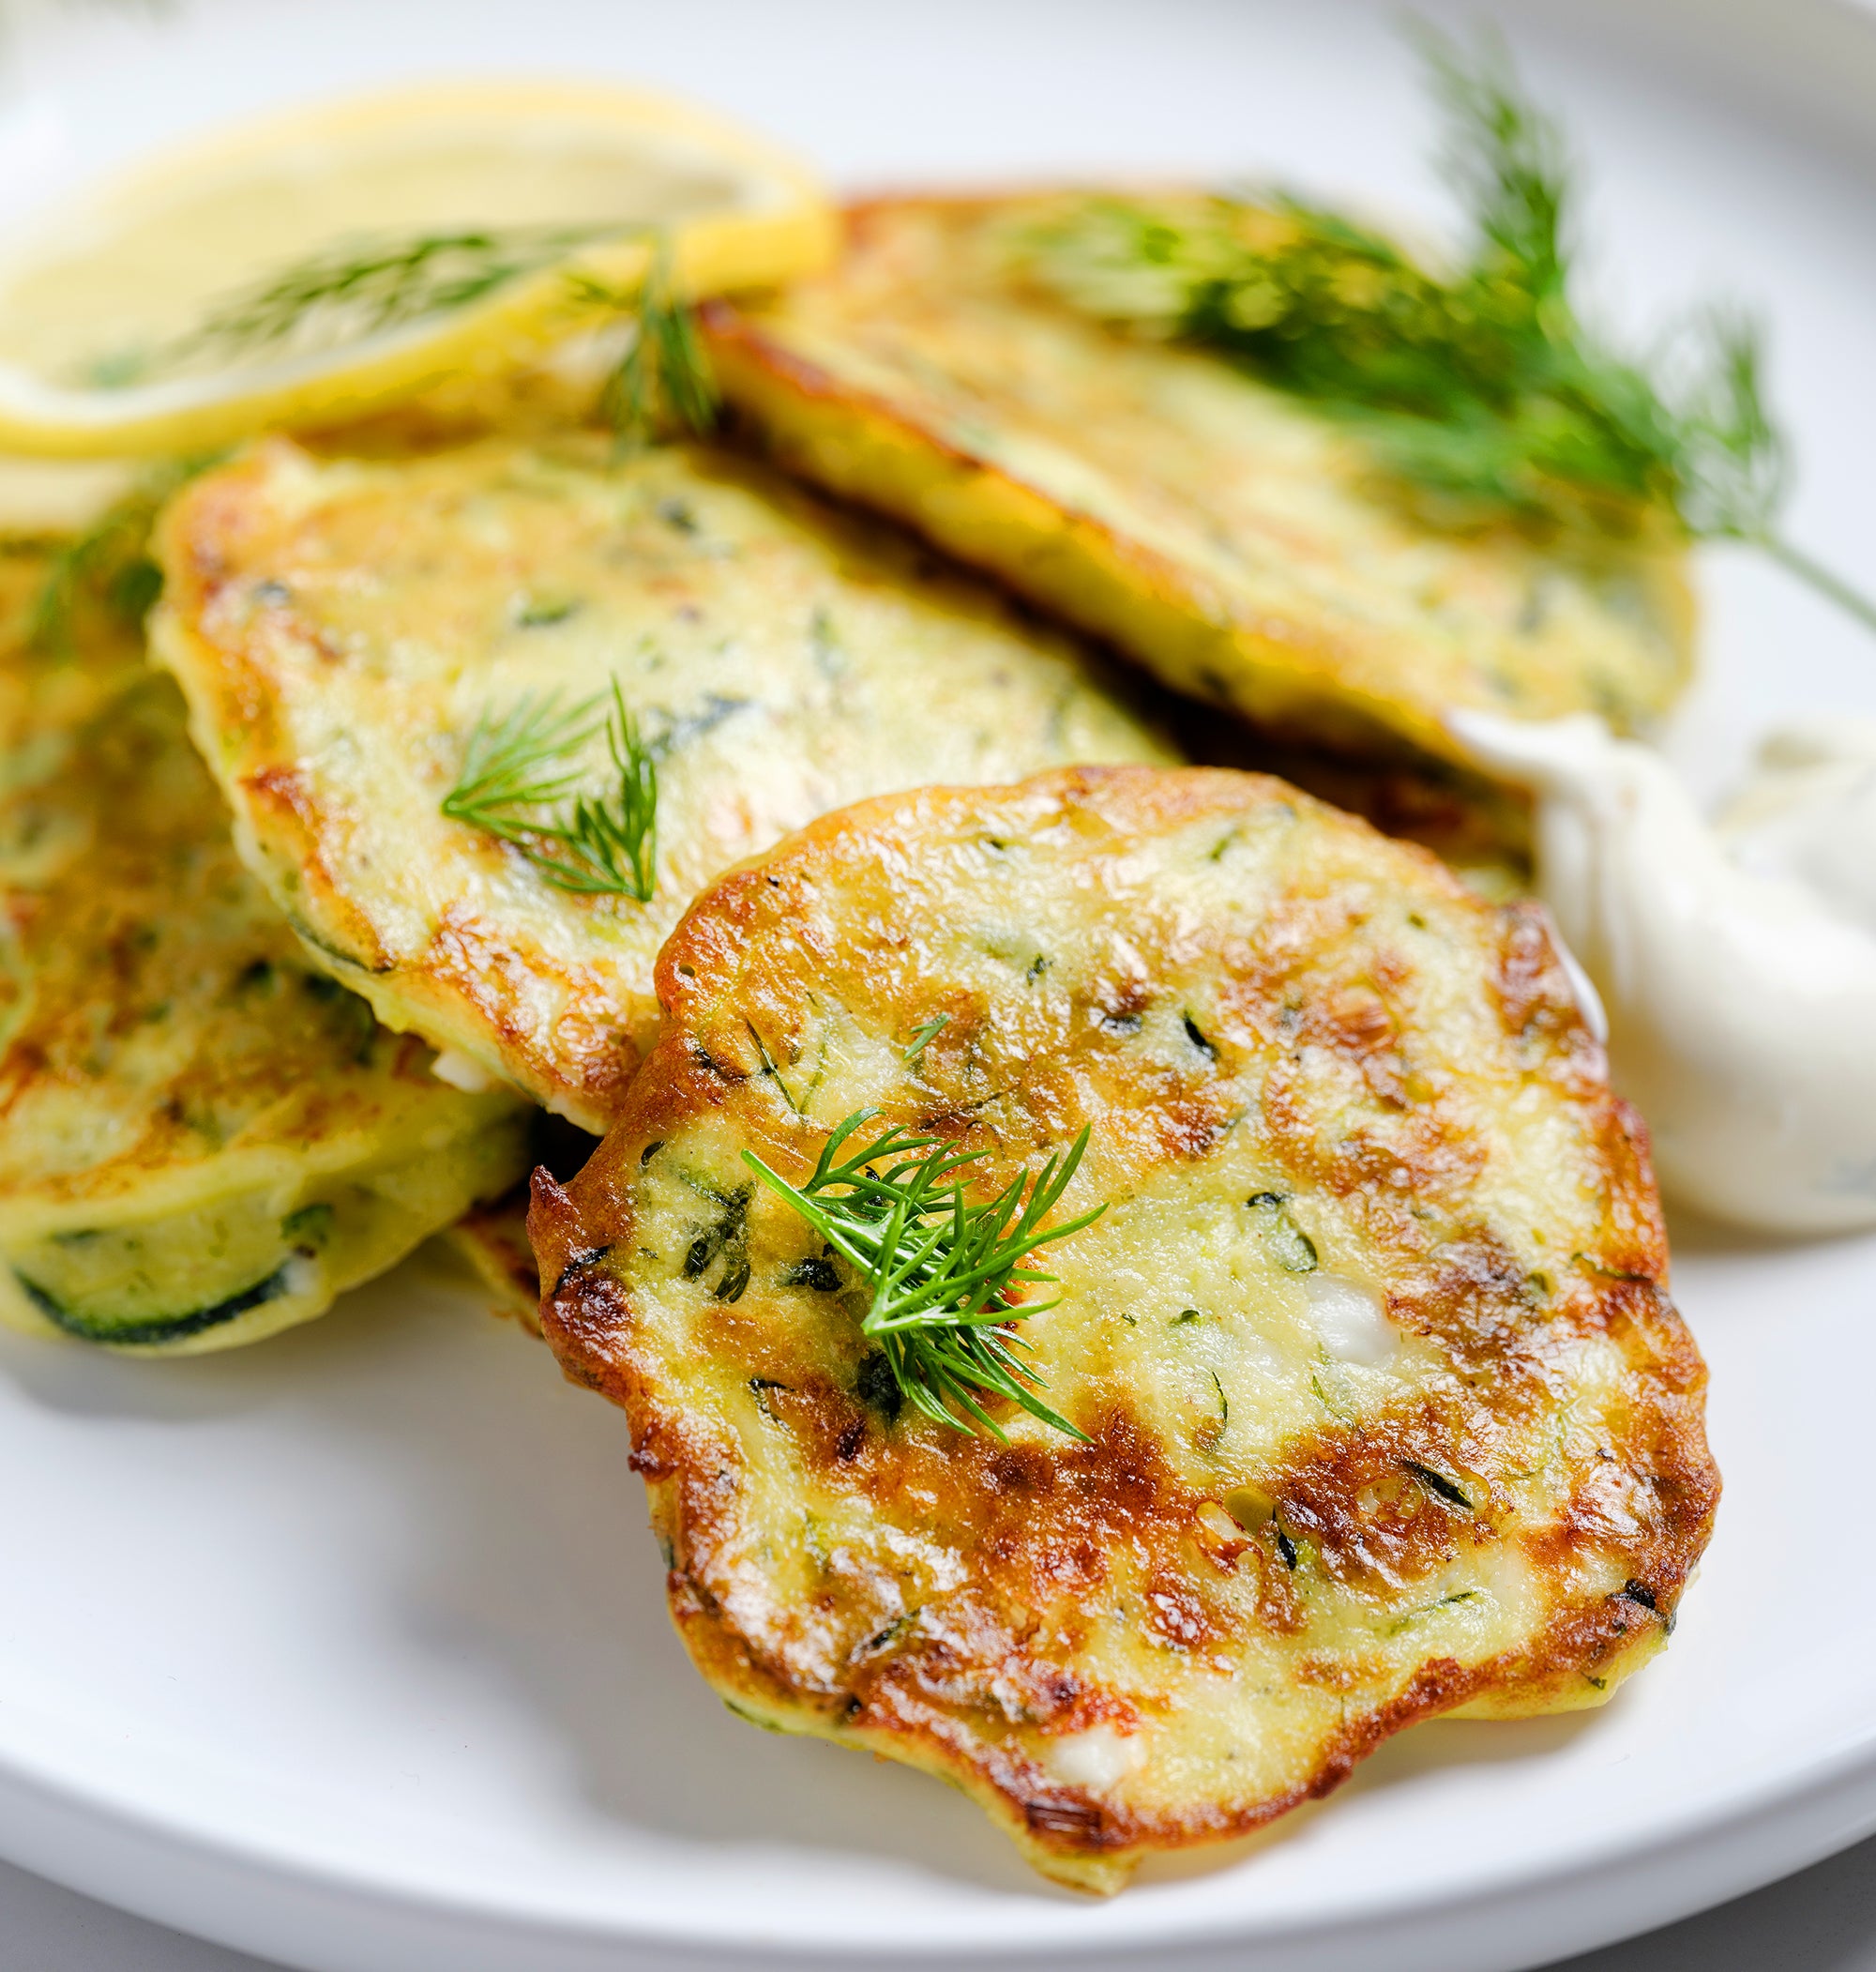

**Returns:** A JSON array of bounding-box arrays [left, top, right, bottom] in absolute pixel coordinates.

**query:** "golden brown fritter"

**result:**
[[151, 435, 1172, 1130], [531, 764, 1717, 1892], [702, 196, 1695, 774], [0, 547, 527, 1353]]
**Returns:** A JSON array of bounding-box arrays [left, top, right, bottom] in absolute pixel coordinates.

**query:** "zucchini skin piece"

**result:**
[[13, 1260, 296, 1348]]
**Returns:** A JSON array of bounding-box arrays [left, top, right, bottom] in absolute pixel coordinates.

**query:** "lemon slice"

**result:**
[[0, 81, 834, 458]]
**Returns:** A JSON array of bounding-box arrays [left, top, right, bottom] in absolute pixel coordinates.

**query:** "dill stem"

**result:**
[[1753, 533, 1876, 638]]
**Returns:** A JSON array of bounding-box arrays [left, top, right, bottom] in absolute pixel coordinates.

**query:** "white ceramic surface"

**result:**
[[2, 3, 1875, 1968]]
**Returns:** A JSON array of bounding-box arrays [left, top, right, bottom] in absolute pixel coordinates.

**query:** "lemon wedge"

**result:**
[[0, 81, 834, 458]]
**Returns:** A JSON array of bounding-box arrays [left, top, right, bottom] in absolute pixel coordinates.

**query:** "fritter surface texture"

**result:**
[[531, 764, 1717, 1891], [0, 550, 526, 1353], [703, 197, 1694, 773], [152, 436, 1170, 1130]]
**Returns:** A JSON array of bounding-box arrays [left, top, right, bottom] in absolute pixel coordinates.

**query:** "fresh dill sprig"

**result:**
[[90, 221, 716, 440], [573, 237, 719, 447], [744, 1111, 1104, 1441], [28, 453, 215, 655], [1022, 23, 1875, 634], [93, 220, 716, 450], [441, 680, 658, 900], [96, 225, 617, 386]]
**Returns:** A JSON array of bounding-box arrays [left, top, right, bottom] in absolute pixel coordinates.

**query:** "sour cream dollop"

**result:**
[[1718, 717, 1876, 936], [1451, 710, 1876, 1234]]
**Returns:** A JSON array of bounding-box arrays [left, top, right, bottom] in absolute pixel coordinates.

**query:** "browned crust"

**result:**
[[156, 451, 391, 984], [239, 765, 391, 974], [532, 765, 1718, 1888]]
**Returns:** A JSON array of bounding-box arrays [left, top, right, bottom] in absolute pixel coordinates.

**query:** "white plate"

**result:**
[[3, 3, 1876, 1968]]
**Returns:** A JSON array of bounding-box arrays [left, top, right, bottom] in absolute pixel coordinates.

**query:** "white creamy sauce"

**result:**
[[1304, 1272, 1397, 1365], [1452, 710, 1876, 1233], [1043, 1724, 1147, 1792], [1718, 718, 1876, 937]]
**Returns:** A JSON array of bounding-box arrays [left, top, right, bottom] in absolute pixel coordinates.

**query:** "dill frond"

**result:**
[[576, 237, 719, 447], [91, 215, 718, 459], [1022, 23, 1876, 634], [745, 1111, 1104, 1441], [96, 226, 616, 387], [441, 680, 658, 900]]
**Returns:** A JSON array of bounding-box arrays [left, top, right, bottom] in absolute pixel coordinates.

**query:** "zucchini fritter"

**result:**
[[531, 765, 1717, 1892], [151, 436, 1172, 1132], [0, 549, 528, 1354], [701, 197, 1695, 773]]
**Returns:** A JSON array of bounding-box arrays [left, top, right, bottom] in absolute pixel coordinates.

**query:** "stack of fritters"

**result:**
[[2, 418, 1172, 1348], [2, 179, 1717, 1885], [0, 547, 527, 1353]]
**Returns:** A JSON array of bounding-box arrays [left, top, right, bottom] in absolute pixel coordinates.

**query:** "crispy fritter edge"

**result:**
[[528, 764, 1717, 1891]]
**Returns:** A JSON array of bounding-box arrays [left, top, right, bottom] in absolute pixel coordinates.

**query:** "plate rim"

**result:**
[[0, 1666, 1872, 1968]]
